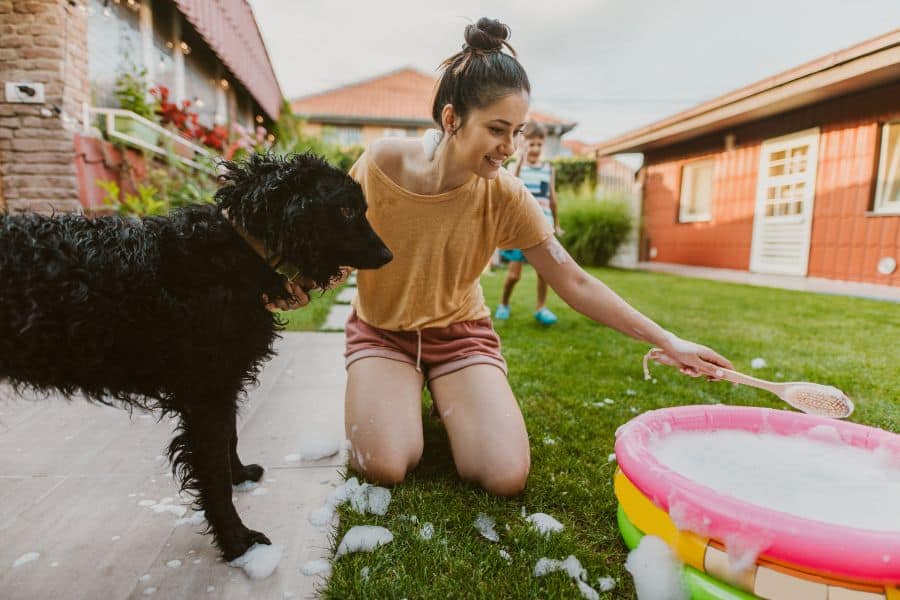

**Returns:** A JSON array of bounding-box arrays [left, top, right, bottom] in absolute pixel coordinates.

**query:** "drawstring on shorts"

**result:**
[[415, 329, 423, 373]]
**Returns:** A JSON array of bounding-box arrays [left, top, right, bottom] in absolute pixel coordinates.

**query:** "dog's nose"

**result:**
[[378, 246, 393, 265]]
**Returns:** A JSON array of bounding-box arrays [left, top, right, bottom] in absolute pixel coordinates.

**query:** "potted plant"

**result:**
[[112, 66, 160, 147], [150, 85, 200, 159]]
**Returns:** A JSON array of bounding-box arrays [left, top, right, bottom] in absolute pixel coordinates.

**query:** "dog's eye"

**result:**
[[340, 207, 353, 219]]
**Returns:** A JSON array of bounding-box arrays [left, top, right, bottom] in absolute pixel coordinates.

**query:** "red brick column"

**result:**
[[0, 0, 88, 214]]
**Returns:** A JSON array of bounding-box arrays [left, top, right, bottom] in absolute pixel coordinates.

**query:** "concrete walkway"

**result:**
[[637, 261, 900, 302], [320, 272, 356, 332], [0, 332, 348, 599]]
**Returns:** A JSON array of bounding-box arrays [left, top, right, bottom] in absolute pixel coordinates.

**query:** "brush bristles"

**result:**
[[785, 385, 854, 419]]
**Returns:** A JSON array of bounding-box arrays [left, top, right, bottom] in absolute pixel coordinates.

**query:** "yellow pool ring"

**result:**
[[614, 469, 899, 599]]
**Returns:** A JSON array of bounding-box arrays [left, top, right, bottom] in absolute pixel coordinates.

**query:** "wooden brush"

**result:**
[[643, 348, 854, 419]]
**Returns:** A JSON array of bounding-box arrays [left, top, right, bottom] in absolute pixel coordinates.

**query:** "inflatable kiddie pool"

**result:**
[[614, 405, 900, 599]]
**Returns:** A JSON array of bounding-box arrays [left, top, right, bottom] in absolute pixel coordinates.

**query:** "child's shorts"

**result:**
[[344, 310, 507, 384], [500, 248, 527, 263]]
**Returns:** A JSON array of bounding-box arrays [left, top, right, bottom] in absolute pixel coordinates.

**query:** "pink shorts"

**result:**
[[344, 310, 507, 383]]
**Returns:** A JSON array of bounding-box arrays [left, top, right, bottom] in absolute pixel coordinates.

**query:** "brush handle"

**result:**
[[710, 367, 783, 395], [646, 349, 783, 395]]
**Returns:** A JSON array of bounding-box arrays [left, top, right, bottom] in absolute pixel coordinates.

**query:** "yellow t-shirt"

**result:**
[[349, 150, 553, 331]]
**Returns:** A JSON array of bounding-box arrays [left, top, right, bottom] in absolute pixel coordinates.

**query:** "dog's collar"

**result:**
[[221, 209, 304, 284]]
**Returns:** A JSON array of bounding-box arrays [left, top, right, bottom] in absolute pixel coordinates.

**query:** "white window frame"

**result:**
[[873, 121, 900, 215], [678, 159, 714, 223]]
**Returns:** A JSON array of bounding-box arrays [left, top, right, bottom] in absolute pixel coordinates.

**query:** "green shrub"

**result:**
[[549, 156, 597, 190], [96, 163, 216, 217], [558, 194, 632, 267], [273, 100, 364, 173], [98, 179, 168, 217], [113, 65, 154, 120]]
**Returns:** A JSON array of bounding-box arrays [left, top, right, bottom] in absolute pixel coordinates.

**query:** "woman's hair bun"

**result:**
[[463, 18, 512, 54]]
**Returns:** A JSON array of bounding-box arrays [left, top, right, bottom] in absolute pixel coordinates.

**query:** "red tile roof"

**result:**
[[561, 138, 596, 156], [291, 67, 576, 131], [174, 0, 283, 120], [291, 68, 437, 125], [529, 110, 577, 128]]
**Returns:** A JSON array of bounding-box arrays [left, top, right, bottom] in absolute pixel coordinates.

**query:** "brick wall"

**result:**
[[0, 0, 88, 214]]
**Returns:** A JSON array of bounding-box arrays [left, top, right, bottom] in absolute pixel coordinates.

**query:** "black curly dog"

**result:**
[[0, 153, 392, 560]]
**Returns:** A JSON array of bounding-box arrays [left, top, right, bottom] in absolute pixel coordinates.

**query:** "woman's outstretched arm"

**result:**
[[523, 237, 733, 377]]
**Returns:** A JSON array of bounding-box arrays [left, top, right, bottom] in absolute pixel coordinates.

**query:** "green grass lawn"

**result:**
[[278, 286, 343, 331], [322, 267, 898, 599]]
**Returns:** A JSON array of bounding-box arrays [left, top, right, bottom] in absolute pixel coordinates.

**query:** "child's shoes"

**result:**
[[534, 307, 558, 325]]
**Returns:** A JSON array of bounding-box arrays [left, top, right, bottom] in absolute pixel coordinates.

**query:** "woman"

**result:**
[[277, 18, 732, 496]]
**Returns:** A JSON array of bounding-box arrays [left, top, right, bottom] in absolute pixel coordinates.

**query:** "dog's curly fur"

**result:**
[[0, 152, 391, 560]]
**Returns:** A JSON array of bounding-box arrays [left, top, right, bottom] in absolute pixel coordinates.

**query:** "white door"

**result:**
[[750, 128, 820, 276]]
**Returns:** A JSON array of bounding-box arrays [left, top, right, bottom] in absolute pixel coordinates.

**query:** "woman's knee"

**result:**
[[462, 454, 531, 497], [349, 443, 423, 486]]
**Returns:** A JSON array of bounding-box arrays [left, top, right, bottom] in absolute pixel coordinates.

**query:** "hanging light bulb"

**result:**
[[220, 79, 229, 89], [179, 41, 191, 55], [255, 115, 263, 124], [194, 97, 205, 108]]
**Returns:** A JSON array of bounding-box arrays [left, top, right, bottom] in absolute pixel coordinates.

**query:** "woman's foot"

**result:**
[[494, 304, 511, 320], [534, 307, 558, 325]]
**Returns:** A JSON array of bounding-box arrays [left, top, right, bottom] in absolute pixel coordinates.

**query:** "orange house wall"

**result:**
[[641, 81, 900, 286]]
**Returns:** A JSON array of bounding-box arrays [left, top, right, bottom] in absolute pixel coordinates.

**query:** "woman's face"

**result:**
[[447, 91, 529, 180]]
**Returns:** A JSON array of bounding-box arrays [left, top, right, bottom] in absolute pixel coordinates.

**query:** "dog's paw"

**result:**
[[222, 527, 272, 561], [232, 463, 264, 484]]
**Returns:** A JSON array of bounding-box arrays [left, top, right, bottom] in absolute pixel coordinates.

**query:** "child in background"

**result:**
[[495, 122, 561, 325]]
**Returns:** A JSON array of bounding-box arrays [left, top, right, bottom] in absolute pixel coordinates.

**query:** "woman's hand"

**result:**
[[659, 334, 733, 379], [262, 280, 310, 312], [324, 266, 353, 290]]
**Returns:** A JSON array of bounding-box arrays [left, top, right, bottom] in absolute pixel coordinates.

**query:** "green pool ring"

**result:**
[[617, 504, 758, 600]]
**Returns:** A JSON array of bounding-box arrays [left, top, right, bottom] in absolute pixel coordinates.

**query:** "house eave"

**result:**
[[595, 30, 900, 156]]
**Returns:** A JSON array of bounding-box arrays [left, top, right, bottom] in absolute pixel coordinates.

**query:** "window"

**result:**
[[87, 0, 143, 107], [873, 122, 900, 215], [383, 127, 420, 138], [759, 138, 816, 220], [323, 126, 363, 147], [679, 159, 714, 222], [150, 2, 176, 94]]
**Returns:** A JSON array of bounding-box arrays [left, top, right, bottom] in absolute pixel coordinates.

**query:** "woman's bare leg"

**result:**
[[345, 357, 425, 484], [429, 364, 530, 496]]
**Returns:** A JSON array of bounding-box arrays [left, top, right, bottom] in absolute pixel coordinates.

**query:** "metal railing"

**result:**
[[82, 103, 215, 173]]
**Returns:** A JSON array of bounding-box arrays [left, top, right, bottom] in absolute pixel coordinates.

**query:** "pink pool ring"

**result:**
[[614, 404, 900, 584]]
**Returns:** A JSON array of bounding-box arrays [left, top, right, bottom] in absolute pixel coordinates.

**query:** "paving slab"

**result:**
[[335, 287, 356, 304], [637, 261, 900, 302], [320, 304, 352, 332], [0, 332, 348, 600]]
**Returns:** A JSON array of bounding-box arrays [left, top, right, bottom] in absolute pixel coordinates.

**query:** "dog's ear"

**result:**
[[276, 155, 344, 289], [215, 153, 298, 254]]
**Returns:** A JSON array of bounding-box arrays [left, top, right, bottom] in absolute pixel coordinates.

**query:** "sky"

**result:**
[[248, 0, 899, 149]]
